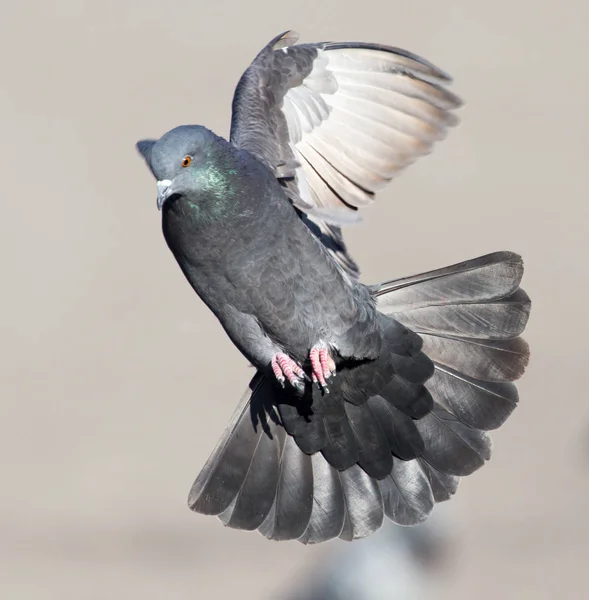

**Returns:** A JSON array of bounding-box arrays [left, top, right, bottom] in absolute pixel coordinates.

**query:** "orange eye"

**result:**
[[181, 156, 192, 168]]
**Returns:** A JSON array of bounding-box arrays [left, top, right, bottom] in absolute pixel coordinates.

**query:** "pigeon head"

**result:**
[[136, 125, 222, 210]]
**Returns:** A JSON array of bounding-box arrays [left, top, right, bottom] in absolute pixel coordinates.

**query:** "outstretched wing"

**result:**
[[230, 30, 462, 277]]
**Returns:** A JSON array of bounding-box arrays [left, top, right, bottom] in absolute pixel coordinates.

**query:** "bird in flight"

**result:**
[[136, 31, 531, 544]]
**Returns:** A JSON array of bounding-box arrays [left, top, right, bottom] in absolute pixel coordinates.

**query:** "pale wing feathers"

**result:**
[[230, 31, 462, 231], [280, 44, 461, 224]]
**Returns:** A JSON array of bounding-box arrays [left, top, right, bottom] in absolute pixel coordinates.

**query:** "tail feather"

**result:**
[[338, 465, 384, 541], [367, 396, 425, 459], [421, 335, 530, 382], [187, 378, 267, 516], [428, 365, 518, 430], [216, 413, 281, 530], [376, 251, 524, 310], [344, 401, 393, 478], [388, 350, 436, 384], [419, 460, 460, 502], [390, 288, 530, 340], [415, 407, 492, 476], [379, 459, 435, 526], [258, 435, 314, 541], [298, 454, 346, 544], [188, 251, 531, 543], [381, 376, 433, 418], [278, 400, 327, 453], [320, 412, 360, 470]]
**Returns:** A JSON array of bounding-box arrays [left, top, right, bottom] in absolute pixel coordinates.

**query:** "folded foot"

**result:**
[[271, 353, 307, 391], [310, 345, 336, 392]]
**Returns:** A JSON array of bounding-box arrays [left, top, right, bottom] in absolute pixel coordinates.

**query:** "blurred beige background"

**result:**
[[1, 1, 588, 599]]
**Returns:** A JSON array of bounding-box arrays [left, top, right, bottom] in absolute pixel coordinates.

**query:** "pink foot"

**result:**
[[271, 353, 307, 390], [310, 346, 336, 391]]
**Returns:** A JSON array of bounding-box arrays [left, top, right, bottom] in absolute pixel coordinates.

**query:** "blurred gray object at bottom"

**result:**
[[287, 507, 453, 600]]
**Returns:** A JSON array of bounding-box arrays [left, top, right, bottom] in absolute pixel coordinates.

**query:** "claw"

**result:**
[[309, 346, 336, 391], [271, 353, 306, 390]]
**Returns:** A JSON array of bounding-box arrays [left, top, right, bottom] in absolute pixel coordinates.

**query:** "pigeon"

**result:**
[[136, 31, 531, 544]]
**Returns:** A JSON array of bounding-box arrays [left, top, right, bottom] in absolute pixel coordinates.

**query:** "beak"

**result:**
[[156, 179, 173, 210]]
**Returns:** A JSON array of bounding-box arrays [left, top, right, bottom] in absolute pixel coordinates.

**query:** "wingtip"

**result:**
[[270, 30, 300, 50], [323, 40, 457, 85]]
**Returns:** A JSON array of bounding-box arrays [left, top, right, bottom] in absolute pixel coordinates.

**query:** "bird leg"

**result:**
[[309, 345, 336, 392], [271, 353, 307, 391]]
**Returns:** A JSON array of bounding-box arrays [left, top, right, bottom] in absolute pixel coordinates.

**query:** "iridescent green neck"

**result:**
[[197, 162, 237, 197], [184, 152, 239, 221]]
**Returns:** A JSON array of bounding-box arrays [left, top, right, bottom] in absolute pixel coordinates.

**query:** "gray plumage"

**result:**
[[136, 31, 531, 544]]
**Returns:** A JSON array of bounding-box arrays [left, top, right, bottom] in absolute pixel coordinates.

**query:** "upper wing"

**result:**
[[230, 31, 462, 276]]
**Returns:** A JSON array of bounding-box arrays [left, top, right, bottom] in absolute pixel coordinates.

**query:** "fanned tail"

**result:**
[[188, 251, 530, 543], [376, 251, 530, 496], [376, 251, 530, 427]]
